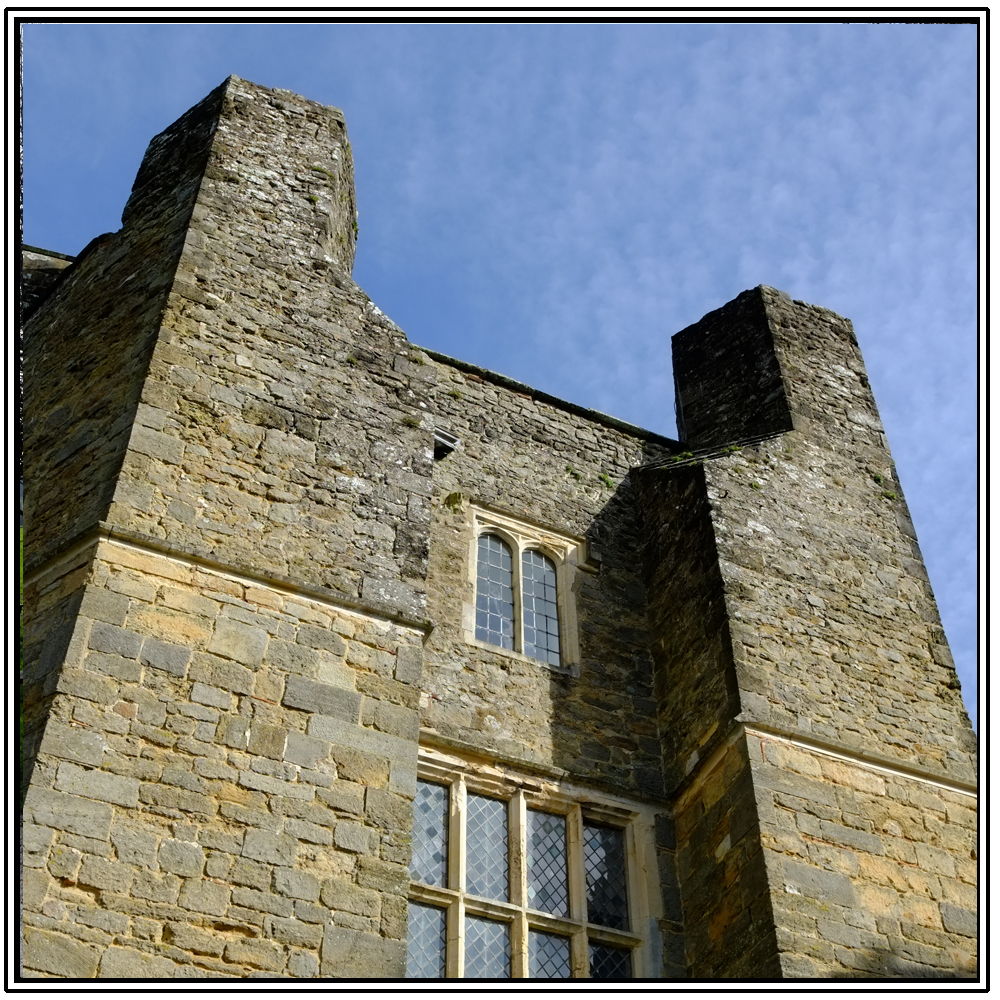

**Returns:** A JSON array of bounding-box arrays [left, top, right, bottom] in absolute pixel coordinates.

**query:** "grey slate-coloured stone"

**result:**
[[283, 675, 361, 722], [88, 622, 143, 659], [140, 637, 191, 676], [54, 761, 140, 808]]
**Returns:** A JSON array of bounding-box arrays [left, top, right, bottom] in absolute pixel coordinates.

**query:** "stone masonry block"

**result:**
[[22, 866, 51, 911], [264, 639, 320, 676], [54, 761, 140, 808], [266, 917, 324, 949], [110, 822, 159, 869], [321, 925, 406, 979], [208, 619, 268, 666], [273, 867, 321, 901], [47, 845, 83, 880], [230, 858, 273, 890], [394, 643, 423, 684], [364, 788, 411, 833], [389, 757, 418, 798], [321, 878, 380, 917], [283, 676, 361, 722], [224, 938, 287, 973], [940, 902, 977, 938], [219, 716, 250, 749], [98, 945, 177, 979], [131, 870, 182, 903], [191, 681, 233, 710], [243, 829, 298, 867], [158, 838, 205, 877], [287, 949, 320, 978], [248, 722, 288, 760], [166, 922, 227, 956], [780, 858, 856, 907], [354, 855, 409, 895], [333, 819, 378, 854], [79, 587, 130, 626], [21, 823, 54, 867], [88, 622, 144, 659], [178, 878, 231, 916], [56, 669, 119, 706], [140, 637, 191, 677], [284, 731, 330, 769], [284, 818, 333, 845], [38, 720, 106, 766], [73, 907, 129, 934], [84, 651, 143, 682], [231, 886, 294, 918], [130, 424, 185, 465], [23, 928, 100, 979], [307, 714, 413, 762], [373, 701, 419, 741], [78, 856, 135, 894], [317, 782, 366, 816], [296, 625, 348, 656]]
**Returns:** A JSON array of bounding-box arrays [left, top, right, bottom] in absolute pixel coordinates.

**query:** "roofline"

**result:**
[[417, 346, 681, 450], [22, 244, 76, 261]]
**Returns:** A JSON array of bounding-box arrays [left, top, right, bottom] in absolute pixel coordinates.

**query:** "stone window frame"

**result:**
[[408, 745, 658, 979], [462, 504, 589, 676]]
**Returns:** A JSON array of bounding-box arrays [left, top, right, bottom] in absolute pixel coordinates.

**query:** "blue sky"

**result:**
[[20, 22, 980, 727]]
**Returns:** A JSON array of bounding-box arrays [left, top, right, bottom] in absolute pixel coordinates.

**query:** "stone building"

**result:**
[[20, 76, 977, 980]]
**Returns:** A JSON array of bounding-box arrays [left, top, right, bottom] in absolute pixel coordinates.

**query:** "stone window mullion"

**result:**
[[510, 790, 529, 977]]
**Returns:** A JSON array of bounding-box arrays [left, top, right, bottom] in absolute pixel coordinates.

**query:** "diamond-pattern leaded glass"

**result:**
[[475, 534, 514, 649], [526, 810, 568, 916], [521, 550, 561, 665], [529, 930, 571, 978], [589, 942, 631, 979], [407, 901, 446, 978], [466, 793, 509, 900], [465, 915, 510, 978], [410, 780, 449, 887], [584, 823, 628, 929]]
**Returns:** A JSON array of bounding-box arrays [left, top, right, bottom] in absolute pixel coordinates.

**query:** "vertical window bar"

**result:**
[[521, 549, 561, 665], [475, 534, 514, 650], [510, 791, 529, 978]]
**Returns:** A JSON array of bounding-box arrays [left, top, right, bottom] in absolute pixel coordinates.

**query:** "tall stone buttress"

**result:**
[[21, 78, 976, 980]]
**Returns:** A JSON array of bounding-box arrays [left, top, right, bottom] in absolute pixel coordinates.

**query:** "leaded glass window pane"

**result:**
[[526, 809, 568, 916], [407, 901, 446, 978], [475, 534, 514, 650], [529, 929, 571, 978], [521, 550, 561, 665], [589, 942, 632, 979], [410, 780, 449, 887], [466, 793, 509, 900], [584, 823, 629, 930], [465, 915, 510, 978]]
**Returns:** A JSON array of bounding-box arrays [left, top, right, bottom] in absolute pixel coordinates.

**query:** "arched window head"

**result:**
[[522, 550, 561, 666], [475, 534, 514, 650]]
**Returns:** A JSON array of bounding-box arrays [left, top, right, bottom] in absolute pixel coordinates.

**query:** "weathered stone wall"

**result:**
[[20, 247, 74, 321], [22, 537, 421, 978], [98, 76, 428, 622], [21, 75, 976, 981], [673, 735, 781, 978], [749, 731, 977, 978], [416, 355, 674, 798]]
